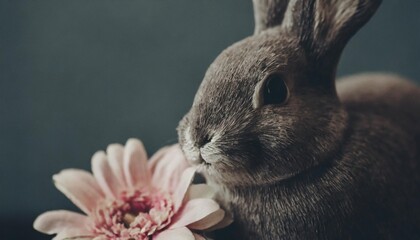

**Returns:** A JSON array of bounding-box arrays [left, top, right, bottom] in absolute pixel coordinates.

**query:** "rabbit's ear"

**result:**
[[253, 0, 290, 34], [284, 0, 382, 64]]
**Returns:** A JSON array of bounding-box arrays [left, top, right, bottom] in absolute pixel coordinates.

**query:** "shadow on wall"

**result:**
[[0, 0, 419, 239]]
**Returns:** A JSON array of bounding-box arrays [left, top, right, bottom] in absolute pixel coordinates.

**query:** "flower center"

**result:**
[[90, 188, 175, 239], [122, 213, 136, 227]]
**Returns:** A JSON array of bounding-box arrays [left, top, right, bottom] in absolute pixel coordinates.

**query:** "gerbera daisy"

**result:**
[[34, 139, 230, 239]]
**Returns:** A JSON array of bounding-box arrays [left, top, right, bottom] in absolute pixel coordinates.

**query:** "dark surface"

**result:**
[[0, 0, 419, 239]]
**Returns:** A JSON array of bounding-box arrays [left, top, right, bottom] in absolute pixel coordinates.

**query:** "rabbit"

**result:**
[[177, 0, 420, 239]]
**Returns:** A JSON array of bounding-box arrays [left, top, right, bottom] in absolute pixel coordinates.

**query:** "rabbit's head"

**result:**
[[178, 0, 381, 187]]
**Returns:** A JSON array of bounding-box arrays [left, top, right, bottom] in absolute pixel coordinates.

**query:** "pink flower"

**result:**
[[34, 139, 230, 240]]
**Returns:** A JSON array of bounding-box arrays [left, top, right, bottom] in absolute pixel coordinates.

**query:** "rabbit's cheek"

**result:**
[[179, 126, 199, 163]]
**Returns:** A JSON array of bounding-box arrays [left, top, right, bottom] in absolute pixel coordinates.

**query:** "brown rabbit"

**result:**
[[177, 0, 420, 239]]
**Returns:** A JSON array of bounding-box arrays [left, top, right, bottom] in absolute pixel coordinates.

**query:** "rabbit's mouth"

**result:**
[[182, 145, 214, 167], [180, 125, 222, 167], [191, 153, 213, 174], [197, 160, 212, 171], [197, 152, 212, 166]]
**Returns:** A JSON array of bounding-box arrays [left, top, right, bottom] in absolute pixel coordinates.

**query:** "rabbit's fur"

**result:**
[[177, 0, 420, 239]]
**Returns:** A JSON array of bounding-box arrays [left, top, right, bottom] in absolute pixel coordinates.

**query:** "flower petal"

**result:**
[[123, 138, 150, 189], [153, 227, 195, 240], [91, 151, 123, 199], [53, 230, 92, 240], [186, 184, 217, 200], [193, 233, 206, 240], [106, 143, 126, 188], [150, 144, 190, 192], [33, 210, 91, 237], [173, 167, 196, 211], [169, 198, 220, 230], [148, 145, 170, 173], [205, 210, 234, 231], [53, 169, 104, 214], [188, 208, 225, 230], [92, 237, 107, 240]]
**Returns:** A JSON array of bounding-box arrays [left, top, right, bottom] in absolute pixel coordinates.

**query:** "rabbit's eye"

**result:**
[[262, 74, 288, 106]]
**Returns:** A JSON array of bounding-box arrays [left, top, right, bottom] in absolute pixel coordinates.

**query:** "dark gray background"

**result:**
[[1, 0, 419, 239]]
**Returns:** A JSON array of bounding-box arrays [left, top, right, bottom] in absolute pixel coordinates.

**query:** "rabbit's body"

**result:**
[[212, 74, 420, 239], [177, 0, 420, 239]]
